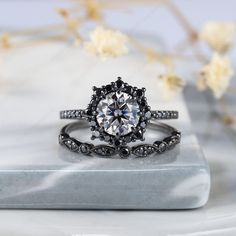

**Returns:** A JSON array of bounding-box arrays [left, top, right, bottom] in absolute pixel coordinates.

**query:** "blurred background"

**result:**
[[1, 0, 236, 46]]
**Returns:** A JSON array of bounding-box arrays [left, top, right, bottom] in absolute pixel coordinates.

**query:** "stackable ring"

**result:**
[[59, 120, 181, 158], [59, 77, 181, 157], [59, 77, 180, 148]]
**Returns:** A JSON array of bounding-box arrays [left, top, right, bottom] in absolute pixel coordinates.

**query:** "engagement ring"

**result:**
[[59, 77, 181, 158]]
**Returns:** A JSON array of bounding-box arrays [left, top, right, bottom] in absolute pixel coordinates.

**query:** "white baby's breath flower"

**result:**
[[201, 22, 236, 53], [84, 26, 128, 59], [160, 73, 185, 98], [199, 53, 234, 99]]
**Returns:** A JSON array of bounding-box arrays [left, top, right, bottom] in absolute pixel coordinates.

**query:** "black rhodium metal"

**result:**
[[59, 77, 180, 157], [59, 120, 181, 158]]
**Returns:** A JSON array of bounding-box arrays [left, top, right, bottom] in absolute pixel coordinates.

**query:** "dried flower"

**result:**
[[84, 0, 102, 21], [160, 73, 185, 97], [85, 26, 128, 59], [201, 22, 236, 53], [199, 53, 234, 99], [56, 8, 70, 18], [0, 33, 11, 49], [56, 8, 79, 33]]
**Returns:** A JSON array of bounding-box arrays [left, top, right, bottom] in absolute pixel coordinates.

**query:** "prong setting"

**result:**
[[87, 77, 151, 147]]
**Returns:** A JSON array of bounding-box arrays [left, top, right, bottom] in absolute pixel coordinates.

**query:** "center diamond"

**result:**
[[96, 92, 140, 136]]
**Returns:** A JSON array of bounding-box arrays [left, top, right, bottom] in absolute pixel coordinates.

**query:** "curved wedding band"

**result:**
[[59, 120, 181, 158]]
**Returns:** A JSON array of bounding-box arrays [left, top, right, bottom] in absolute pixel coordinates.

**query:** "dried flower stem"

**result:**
[[165, 0, 209, 64], [0, 35, 69, 52], [219, 96, 236, 125], [7, 24, 64, 36], [128, 37, 174, 66], [164, 0, 198, 42]]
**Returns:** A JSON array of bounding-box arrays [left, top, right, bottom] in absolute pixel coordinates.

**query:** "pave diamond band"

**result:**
[[60, 109, 87, 119], [60, 109, 178, 120], [151, 110, 178, 119], [59, 120, 181, 158]]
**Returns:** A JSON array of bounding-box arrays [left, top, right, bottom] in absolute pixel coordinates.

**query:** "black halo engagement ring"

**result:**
[[59, 77, 181, 158]]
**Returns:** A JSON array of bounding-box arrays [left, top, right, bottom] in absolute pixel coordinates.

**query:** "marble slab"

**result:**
[[0, 44, 210, 209], [0, 150, 210, 209]]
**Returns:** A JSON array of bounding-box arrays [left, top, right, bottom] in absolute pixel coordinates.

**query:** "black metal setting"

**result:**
[[59, 77, 180, 153], [59, 121, 181, 158], [60, 77, 178, 147], [86, 77, 150, 146]]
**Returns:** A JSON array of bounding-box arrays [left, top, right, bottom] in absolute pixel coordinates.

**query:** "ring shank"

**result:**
[[59, 120, 181, 158], [60, 109, 178, 120]]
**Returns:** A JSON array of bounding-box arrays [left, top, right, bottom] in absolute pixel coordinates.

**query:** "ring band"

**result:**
[[59, 120, 181, 158], [60, 109, 179, 120]]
